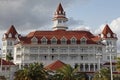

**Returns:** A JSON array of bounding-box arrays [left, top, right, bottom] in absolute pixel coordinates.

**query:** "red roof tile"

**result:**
[[0, 58, 15, 65], [17, 30, 102, 45], [45, 60, 66, 71], [102, 24, 117, 38], [53, 3, 67, 19], [56, 3, 64, 15], [5, 25, 18, 39]]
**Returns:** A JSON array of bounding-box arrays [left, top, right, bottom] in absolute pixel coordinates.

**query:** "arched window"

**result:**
[[70, 37, 76, 44], [51, 37, 57, 44], [41, 37, 47, 44], [61, 37, 67, 44], [31, 36, 38, 44], [80, 37, 87, 44]]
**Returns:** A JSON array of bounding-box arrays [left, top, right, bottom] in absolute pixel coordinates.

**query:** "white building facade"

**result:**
[[2, 3, 117, 74]]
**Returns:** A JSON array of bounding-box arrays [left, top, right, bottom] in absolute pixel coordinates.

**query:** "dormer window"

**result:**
[[8, 33, 12, 38], [41, 37, 47, 44], [80, 37, 87, 44], [31, 37, 38, 44], [58, 20, 62, 23], [51, 37, 57, 44], [107, 33, 111, 37], [70, 37, 76, 44], [61, 37, 67, 44]]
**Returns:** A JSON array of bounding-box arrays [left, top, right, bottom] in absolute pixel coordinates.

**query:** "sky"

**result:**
[[0, 0, 120, 52]]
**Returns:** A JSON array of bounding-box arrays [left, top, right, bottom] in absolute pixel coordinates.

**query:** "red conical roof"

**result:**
[[54, 3, 66, 16], [56, 3, 64, 13]]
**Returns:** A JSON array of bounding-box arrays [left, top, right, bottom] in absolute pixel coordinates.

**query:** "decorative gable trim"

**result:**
[[41, 36, 47, 44], [50, 36, 57, 44], [31, 36, 38, 44]]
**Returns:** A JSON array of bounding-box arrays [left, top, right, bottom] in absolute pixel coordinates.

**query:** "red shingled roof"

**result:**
[[5, 25, 18, 39], [45, 60, 66, 71], [0, 58, 15, 65], [102, 24, 116, 38], [56, 3, 64, 14], [53, 3, 67, 19], [17, 30, 101, 45]]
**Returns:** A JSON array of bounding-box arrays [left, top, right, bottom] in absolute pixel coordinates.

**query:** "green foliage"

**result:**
[[93, 68, 110, 80], [14, 62, 47, 80], [116, 57, 120, 71], [6, 53, 13, 61], [56, 64, 85, 80]]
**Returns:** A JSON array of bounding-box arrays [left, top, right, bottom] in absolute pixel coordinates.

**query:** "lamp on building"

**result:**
[[96, 52, 102, 77], [106, 46, 114, 80]]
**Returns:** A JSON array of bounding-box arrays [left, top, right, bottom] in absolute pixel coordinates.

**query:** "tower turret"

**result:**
[[52, 3, 68, 30]]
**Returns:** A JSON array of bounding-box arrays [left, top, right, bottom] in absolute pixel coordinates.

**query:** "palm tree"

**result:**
[[14, 62, 47, 80], [93, 68, 110, 80], [56, 64, 85, 80], [116, 57, 120, 71]]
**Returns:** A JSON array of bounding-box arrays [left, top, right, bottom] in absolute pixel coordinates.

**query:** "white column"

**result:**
[[94, 63, 96, 71], [83, 63, 85, 71], [88, 63, 90, 71], [22, 47, 24, 67]]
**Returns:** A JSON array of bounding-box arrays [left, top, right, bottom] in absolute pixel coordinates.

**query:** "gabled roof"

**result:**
[[6, 25, 18, 35], [45, 60, 66, 71], [102, 24, 116, 38], [4, 25, 18, 39], [17, 30, 101, 45], [0, 58, 15, 65]]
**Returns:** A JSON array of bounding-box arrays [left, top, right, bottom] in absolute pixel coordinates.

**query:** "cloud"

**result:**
[[0, 0, 74, 31], [110, 18, 120, 52], [94, 17, 120, 52]]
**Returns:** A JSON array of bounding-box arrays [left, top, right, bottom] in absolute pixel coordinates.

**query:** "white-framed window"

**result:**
[[16, 47, 21, 52], [31, 36, 38, 44], [8, 33, 12, 37], [70, 55, 77, 60], [41, 37, 47, 44], [58, 20, 62, 23], [107, 33, 111, 37], [30, 47, 38, 53], [51, 37, 57, 44], [61, 37, 67, 44], [7, 41, 12, 46], [80, 37, 87, 44], [70, 37, 76, 44], [39, 47, 48, 53], [3, 41, 6, 46], [16, 54, 21, 60], [60, 47, 67, 53]]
